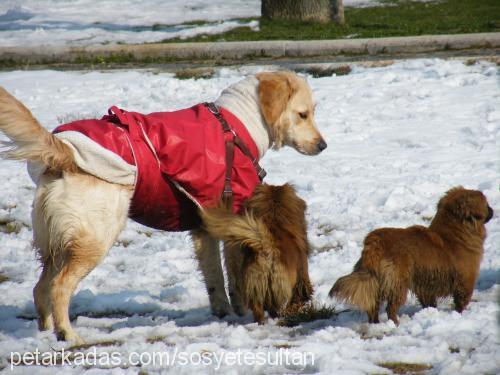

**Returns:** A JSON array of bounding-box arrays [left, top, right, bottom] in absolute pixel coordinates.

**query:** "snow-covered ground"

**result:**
[[0, 0, 414, 47], [0, 59, 499, 374]]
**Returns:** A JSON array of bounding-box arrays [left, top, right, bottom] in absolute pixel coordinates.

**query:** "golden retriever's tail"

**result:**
[[328, 270, 379, 313], [0, 86, 77, 172], [201, 205, 275, 255]]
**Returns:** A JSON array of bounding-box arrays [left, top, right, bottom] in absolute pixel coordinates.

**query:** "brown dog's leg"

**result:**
[[191, 230, 231, 318], [386, 287, 407, 325], [250, 301, 265, 324], [367, 300, 380, 323], [453, 286, 473, 313], [223, 242, 247, 316], [417, 294, 437, 308], [386, 301, 400, 325]]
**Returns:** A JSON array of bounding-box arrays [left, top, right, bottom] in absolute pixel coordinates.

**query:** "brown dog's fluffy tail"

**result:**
[[329, 271, 379, 313], [0, 86, 77, 172], [329, 233, 391, 313], [200, 204, 275, 255]]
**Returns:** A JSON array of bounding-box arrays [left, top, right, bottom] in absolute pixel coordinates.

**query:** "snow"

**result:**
[[0, 0, 423, 47], [0, 58, 499, 374]]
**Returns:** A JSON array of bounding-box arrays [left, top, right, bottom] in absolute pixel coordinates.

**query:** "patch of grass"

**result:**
[[278, 302, 337, 327], [169, 0, 500, 43], [175, 68, 215, 80], [146, 336, 176, 345], [68, 340, 123, 351], [0, 220, 25, 234], [0, 274, 10, 283], [273, 343, 294, 349], [378, 361, 433, 374]]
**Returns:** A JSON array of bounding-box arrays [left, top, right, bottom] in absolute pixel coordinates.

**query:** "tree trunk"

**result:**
[[331, 0, 345, 25], [261, 0, 332, 23]]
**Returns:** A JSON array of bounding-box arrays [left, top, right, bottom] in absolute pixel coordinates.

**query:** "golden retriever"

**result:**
[[0, 71, 325, 344], [201, 184, 312, 324], [329, 187, 493, 325]]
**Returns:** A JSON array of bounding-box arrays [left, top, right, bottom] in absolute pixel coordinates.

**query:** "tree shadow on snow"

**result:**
[[12, 286, 254, 334], [476, 269, 499, 291]]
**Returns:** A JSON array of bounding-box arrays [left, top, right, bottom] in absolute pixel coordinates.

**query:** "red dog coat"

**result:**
[[53, 104, 262, 231]]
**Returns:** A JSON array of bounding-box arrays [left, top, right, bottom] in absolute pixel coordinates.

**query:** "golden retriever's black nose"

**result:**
[[317, 139, 327, 152]]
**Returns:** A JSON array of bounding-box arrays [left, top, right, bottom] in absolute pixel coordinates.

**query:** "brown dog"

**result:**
[[329, 187, 493, 325], [202, 184, 313, 323]]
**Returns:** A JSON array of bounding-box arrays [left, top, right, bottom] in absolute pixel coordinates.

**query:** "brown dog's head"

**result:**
[[256, 72, 327, 155], [437, 187, 493, 235]]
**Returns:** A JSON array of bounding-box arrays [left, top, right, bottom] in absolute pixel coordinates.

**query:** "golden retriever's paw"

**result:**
[[37, 317, 54, 332], [229, 292, 248, 316], [210, 299, 232, 318], [232, 303, 248, 317], [208, 292, 232, 318], [56, 329, 85, 346], [211, 303, 231, 318]]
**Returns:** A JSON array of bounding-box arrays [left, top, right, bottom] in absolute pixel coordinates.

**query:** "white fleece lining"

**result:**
[[28, 131, 137, 186], [215, 76, 271, 159]]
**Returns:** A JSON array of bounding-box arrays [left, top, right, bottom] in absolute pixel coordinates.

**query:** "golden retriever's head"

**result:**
[[257, 71, 327, 155], [437, 186, 494, 230]]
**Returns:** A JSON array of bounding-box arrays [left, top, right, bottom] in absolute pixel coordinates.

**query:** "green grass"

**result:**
[[166, 0, 500, 43]]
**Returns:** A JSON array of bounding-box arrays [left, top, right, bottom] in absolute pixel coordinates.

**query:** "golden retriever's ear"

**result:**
[[257, 72, 296, 126]]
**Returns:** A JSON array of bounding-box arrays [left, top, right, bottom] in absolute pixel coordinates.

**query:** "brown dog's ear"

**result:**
[[257, 72, 295, 126], [438, 186, 471, 221], [450, 197, 472, 222]]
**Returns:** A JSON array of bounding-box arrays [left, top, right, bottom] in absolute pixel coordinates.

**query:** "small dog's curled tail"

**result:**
[[0, 87, 77, 172], [200, 204, 275, 255], [329, 271, 379, 313]]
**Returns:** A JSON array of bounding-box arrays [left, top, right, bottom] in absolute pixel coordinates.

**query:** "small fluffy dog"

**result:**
[[0, 72, 325, 344], [201, 184, 313, 324], [329, 187, 493, 325]]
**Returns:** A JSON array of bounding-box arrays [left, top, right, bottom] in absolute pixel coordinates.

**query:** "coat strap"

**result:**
[[203, 102, 266, 207], [108, 106, 141, 142]]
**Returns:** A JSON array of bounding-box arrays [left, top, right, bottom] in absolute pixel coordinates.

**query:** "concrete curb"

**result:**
[[1, 33, 499, 66]]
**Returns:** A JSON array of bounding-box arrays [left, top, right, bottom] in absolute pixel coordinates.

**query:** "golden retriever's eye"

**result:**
[[299, 112, 308, 120]]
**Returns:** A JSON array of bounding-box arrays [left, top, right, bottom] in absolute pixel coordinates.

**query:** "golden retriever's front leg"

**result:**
[[191, 230, 231, 317], [223, 242, 247, 316]]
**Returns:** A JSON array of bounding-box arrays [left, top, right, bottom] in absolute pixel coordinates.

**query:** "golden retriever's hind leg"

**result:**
[[191, 230, 231, 318], [33, 263, 56, 331], [50, 231, 105, 345], [223, 242, 247, 316]]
